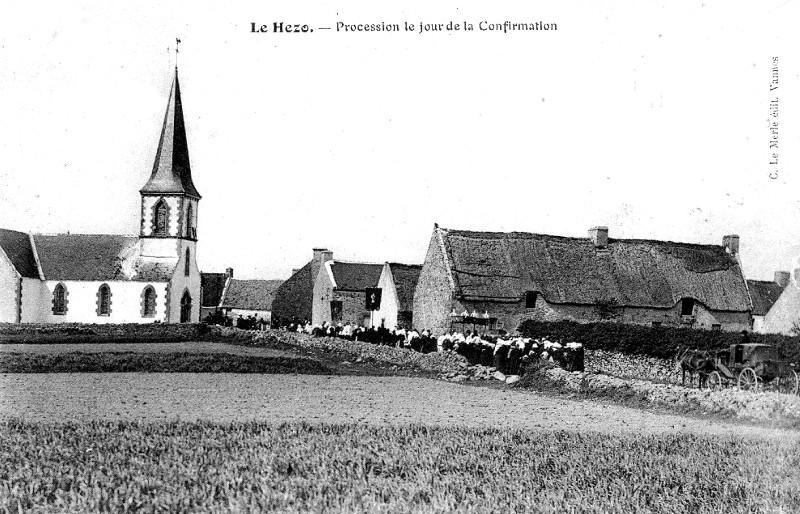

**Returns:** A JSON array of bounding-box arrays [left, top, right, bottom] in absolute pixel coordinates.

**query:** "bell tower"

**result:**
[[139, 67, 201, 255], [139, 66, 202, 323]]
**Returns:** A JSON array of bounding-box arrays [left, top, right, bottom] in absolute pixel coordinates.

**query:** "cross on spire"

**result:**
[[175, 38, 181, 69]]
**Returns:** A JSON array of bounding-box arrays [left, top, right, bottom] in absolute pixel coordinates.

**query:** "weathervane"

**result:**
[[175, 38, 181, 68]]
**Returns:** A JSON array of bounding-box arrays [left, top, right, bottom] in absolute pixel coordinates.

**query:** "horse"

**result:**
[[674, 347, 714, 389]]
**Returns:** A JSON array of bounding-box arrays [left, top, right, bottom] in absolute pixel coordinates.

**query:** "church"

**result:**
[[0, 68, 202, 324]]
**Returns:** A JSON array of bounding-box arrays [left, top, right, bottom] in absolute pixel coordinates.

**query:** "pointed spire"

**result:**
[[140, 68, 201, 198]]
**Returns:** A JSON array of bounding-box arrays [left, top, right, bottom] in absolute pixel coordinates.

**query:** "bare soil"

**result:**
[[1, 373, 795, 440]]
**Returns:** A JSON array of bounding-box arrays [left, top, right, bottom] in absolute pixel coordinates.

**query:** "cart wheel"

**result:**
[[777, 370, 799, 396], [738, 368, 758, 391], [707, 371, 723, 391]]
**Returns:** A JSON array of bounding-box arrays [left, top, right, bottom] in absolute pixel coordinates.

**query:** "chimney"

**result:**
[[311, 248, 333, 285], [588, 226, 609, 248], [775, 270, 790, 288], [225, 267, 234, 278], [722, 235, 739, 256], [291, 268, 300, 276]]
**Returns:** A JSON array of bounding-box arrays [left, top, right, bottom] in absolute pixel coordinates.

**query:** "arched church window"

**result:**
[[185, 248, 191, 276], [142, 286, 157, 318], [97, 284, 112, 316], [186, 203, 195, 238], [180, 289, 192, 323], [52, 283, 68, 315], [154, 199, 169, 236]]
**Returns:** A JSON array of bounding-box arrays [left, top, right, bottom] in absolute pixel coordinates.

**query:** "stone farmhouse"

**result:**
[[218, 277, 283, 323], [272, 248, 334, 325], [373, 263, 422, 330], [312, 260, 382, 327], [413, 224, 753, 335], [0, 68, 202, 324], [748, 271, 788, 333]]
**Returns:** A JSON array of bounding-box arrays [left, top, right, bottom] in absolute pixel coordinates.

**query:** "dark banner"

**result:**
[[365, 287, 382, 311]]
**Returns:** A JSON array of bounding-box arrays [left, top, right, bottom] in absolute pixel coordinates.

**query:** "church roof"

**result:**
[[140, 69, 201, 198], [435, 226, 752, 312], [32, 234, 175, 282], [220, 279, 284, 310], [747, 279, 784, 316], [0, 228, 39, 278], [330, 262, 383, 292]]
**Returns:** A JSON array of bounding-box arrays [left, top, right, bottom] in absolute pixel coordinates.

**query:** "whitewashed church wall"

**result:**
[[20, 278, 47, 322], [31, 280, 168, 324], [0, 251, 19, 322], [166, 240, 201, 322]]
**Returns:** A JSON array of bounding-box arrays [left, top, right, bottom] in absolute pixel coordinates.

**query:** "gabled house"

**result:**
[[0, 68, 202, 324], [200, 269, 230, 320], [312, 260, 383, 327], [272, 248, 333, 325], [219, 277, 283, 322], [413, 224, 753, 335], [760, 271, 800, 335], [373, 263, 422, 330], [748, 271, 788, 333]]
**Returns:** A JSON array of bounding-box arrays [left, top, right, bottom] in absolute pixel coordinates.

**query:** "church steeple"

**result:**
[[140, 68, 201, 199], [140, 67, 200, 242]]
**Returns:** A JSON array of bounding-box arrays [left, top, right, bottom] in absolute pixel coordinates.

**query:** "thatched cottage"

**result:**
[[413, 224, 753, 335]]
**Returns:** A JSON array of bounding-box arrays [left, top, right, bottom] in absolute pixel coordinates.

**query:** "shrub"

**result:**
[[518, 320, 800, 362]]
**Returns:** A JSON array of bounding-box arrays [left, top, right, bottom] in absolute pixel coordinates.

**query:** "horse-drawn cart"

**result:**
[[706, 343, 799, 394]]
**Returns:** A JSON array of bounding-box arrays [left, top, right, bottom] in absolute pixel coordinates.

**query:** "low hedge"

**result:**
[[518, 320, 800, 363], [0, 323, 213, 344], [0, 352, 334, 374]]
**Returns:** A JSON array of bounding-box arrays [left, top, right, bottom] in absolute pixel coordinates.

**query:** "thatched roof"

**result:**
[[201, 273, 227, 307], [747, 279, 784, 316], [220, 279, 283, 310], [437, 226, 751, 311], [330, 262, 382, 292], [387, 263, 422, 311], [272, 262, 314, 322]]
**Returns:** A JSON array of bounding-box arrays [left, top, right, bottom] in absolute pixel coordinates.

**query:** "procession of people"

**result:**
[[280, 320, 584, 375]]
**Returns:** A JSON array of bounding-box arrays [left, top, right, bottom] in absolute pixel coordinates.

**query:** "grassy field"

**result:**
[[1, 421, 798, 513]]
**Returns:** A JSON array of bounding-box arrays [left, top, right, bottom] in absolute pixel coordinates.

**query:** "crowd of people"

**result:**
[[203, 312, 269, 331], [281, 320, 584, 376]]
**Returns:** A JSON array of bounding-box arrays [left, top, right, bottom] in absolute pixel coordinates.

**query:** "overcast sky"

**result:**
[[1, 1, 799, 281]]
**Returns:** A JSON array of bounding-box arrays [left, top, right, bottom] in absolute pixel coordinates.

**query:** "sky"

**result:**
[[1, 1, 799, 281]]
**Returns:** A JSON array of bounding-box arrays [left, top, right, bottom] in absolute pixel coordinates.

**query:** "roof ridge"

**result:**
[[441, 225, 727, 248]]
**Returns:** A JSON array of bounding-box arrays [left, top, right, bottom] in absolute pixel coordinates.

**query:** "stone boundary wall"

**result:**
[[585, 349, 683, 385], [0, 323, 211, 343]]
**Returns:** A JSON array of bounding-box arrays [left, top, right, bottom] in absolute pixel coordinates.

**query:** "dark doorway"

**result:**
[[180, 290, 192, 323]]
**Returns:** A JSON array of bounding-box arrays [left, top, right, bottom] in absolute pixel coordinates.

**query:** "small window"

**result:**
[[186, 203, 195, 238], [681, 298, 695, 316], [97, 284, 111, 316], [711, 324, 721, 332], [154, 199, 169, 236], [525, 292, 538, 309], [52, 283, 68, 315], [651, 321, 662, 328], [142, 286, 157, 318], [184, 248, 191, 276]]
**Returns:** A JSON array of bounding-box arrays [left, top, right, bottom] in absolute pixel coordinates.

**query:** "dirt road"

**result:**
[[1, 373, 794, 439]]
